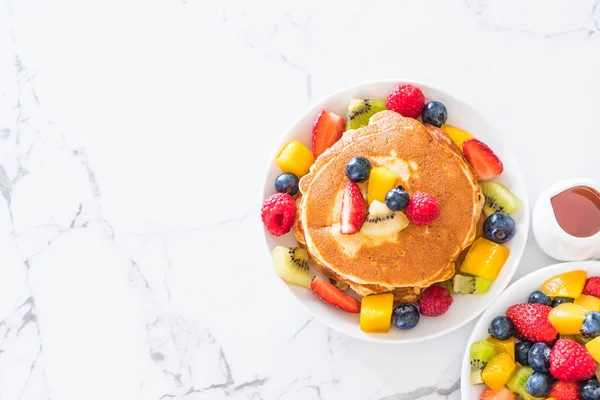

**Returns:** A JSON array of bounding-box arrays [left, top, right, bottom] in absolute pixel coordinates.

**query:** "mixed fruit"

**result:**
[[470, 271, 600, 400], [262, 83, 524, 334]]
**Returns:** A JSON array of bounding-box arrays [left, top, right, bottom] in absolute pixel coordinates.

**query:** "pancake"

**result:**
[[295, 111, 483, 298]]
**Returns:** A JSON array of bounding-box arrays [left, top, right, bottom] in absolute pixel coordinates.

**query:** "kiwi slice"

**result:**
[[506, 366, 539, 400], [271, 246, 311, 288], [360, 200, 409, 238], [452, 274, 494, 294], [479, 182, 523, 217], [345, 99, 387, 130], [470, 340, 498, 384]]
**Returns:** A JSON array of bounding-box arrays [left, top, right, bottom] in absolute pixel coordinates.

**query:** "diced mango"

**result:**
[[459, 238, 510, 280], [487, 336, 515, 360], [441, 125, 474, 150], [548, 303, 587, 334], [360, 293, 394, 333], [367, 167, 397, 204], [586, 337, 600, 363], [539, 270, 587, 298], [575, 294, 600, 312], [482, 353, 516, 392], [276, 140, 315, 178]]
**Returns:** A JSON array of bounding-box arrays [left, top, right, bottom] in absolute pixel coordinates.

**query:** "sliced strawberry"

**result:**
[[310, 276, 361, 313], [340, 181, 366, 234], [480, 388, 516, 400], [462, 138, 504, 181], [312, 110, 345, 158]]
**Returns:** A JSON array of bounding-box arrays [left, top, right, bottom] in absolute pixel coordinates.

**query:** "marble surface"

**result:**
[[2, 0, 600, 399]]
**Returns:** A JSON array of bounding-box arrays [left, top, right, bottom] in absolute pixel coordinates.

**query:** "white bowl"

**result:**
[[461, 261, 600, 399], [261, 80, 529, 343]]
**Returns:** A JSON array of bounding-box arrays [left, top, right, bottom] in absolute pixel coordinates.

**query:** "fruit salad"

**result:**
[[262, 83, 523, 335], [470, 270, 600, 399]]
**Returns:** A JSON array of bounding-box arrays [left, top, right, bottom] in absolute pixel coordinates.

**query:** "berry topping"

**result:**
[[488, 316, 515, 340], [550, 339, 596, 382], [405, 192, 440, 226], [274, 172, 300, 196], [310, 276, 361, 313], [581, 312, 600, 338], [515, 341, 533, 366], [419, 285, 453, 317], [526, 371, 553, 397], [385, 186, 410, 212], [340, 181, 366, 235], [583, 277, 600, 299], [506, 303, 558, 344], [483, 212, 516, 244], [345, 156, 372, 183], [462, 138, 504, 181], [580, 379, 600, 400], [421, 101, 448, 127], [385, 84, 425, 119], [528, 290, 552, 306], [548, 381, 582, 400], [392, 304, 420, 330], [528, 342, 551, 373], [312, 110, 345, 158], [261, 193, 296, 236]]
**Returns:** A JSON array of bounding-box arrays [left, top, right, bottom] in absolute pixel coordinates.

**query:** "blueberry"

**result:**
[[528, 290, 552, 306], [552, 297, 574, 307], [274, 173, 299, 195], [515, 341, 533, 365], [392, 304, 420, 330], [528, 342, 551, 373], [526, 372, 552, 397], [483, 212, 516, 244], [488, 316, 515, 340], [581, 379, 600, 400], [581, 312, 600, 338], [385, 186, 410, 211], [421, 101, 448, 127], [345, 157, 371, 183]]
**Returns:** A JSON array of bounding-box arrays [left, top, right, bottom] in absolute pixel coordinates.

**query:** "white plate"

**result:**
[[261, 80, 529, 343], [461, 261, 600, 398]]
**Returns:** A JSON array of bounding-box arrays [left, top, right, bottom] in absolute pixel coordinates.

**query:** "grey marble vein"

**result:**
[[377, 378, 461, 400]]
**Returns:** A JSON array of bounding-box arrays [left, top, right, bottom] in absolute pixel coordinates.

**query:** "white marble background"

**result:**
[[1, 0, 600, 399]]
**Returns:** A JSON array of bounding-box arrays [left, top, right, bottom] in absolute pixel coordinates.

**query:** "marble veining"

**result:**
[[2, 0, 600, 399]]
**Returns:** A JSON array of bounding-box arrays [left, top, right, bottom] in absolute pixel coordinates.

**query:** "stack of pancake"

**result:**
[[293, 111, 484, 302]]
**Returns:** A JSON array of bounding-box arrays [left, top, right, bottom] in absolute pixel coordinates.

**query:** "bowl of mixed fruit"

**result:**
[[463, 262, 600, 399], [261, 80, 529, 342]]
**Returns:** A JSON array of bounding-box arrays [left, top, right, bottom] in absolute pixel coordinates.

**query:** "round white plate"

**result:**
[[461, 261, 600, 398], [261, 80, 529, 343]]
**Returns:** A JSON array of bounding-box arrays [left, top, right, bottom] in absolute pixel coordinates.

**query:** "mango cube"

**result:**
[[367, 167, 397, 204], [539, 270, 587, 298], [575, 294, 600, 312], [459, 238, 510, 280], [441, 125, 474, 150], [276, 140, 315, 178], [360, 293, 394, 333], [487, 336, 515, 360], [482, 352, 516, 392], [548, 303, 587, 335]]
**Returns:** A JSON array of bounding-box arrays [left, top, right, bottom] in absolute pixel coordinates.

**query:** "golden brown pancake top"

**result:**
[[298, 111, 483, 292]]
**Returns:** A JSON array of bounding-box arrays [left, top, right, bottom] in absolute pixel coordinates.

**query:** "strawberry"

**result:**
[[506, 303, 558, 344], [312, 110, 345, 158], [340, 181, 366, 234], [462, 138, 504, 181], [582, 277, 600, 299], [548, 381, 582, 400], [550, 339, 596, 382], [310, 276, 361, 313], [480, 388, 516, 400]]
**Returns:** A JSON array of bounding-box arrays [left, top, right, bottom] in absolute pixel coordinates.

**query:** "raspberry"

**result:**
[[548, 381, 582, 400], [386, 84, 425, 119], [550, 339, 596, 382], [261, 193, 296, 236], [405, 192, 440, 226], [583, 277, 600, 298], [419, 286, 453, 317]]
